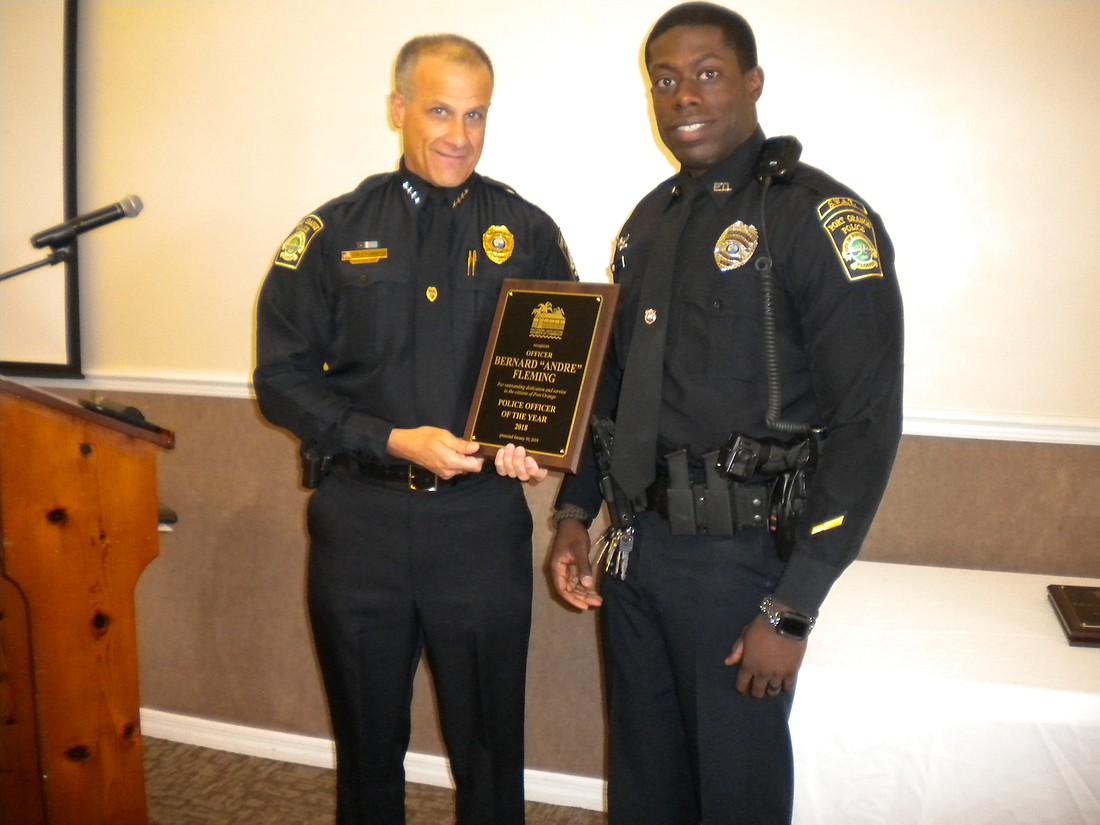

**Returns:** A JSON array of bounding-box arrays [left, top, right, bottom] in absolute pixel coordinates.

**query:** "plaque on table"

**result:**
[[465, 279, 619, 473], [1047, 584, 1100, 647]]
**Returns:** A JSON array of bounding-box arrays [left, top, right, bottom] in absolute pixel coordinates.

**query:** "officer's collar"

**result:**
[[398, 160, 477, 210], [670, 126, 767, 205]]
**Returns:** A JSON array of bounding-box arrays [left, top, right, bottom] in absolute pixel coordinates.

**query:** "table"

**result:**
[[791, 562, 1100, 824]]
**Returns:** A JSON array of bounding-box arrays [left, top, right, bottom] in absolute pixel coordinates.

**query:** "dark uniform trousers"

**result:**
[[601, 511, 795, 825], [306, 470, 534, 825]]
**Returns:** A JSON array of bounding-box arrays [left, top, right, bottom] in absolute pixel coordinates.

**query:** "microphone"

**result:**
[[30, 195, 144, 249]]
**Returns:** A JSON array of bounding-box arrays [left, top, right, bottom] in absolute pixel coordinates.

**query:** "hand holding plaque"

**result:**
[[464, 279, 619, 473]]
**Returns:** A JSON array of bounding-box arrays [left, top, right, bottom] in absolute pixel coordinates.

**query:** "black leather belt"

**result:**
[[331, 456, 484, 492]]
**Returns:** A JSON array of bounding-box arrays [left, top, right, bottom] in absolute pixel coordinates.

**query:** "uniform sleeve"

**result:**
[[252, 221, 395, 460], [553, 347, 621, 517], [770, 195, 904, 615], [553, 226, 628, 517], [538, 212, 603, 513], [535, 215, 579, 283]]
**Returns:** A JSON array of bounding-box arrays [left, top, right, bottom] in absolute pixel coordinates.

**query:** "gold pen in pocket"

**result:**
[[467, 250, 477, 277]]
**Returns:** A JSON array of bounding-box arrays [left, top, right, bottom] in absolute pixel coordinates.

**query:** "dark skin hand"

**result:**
[[551, 515, 806, 696], [549, 517, 603, 610], [726, 605, 808, 698]]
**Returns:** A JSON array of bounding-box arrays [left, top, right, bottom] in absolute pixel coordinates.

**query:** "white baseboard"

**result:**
[[139, 709, 606, 812], [139, 709, 336, 768]]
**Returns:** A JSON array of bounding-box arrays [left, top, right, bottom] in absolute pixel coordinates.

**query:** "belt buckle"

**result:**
[[407, 465, 439, 492]]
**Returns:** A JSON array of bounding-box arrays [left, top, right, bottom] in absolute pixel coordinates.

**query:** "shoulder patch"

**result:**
[[817, 198, 882, 281], [273, 214, 324, 270]]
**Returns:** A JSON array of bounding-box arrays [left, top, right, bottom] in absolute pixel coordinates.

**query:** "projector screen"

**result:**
[[0, 0, 81, 378]]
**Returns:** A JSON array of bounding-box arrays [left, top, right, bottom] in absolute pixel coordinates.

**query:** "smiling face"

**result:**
[[390, 53, 493, 188], [646, 24, 763, 177]]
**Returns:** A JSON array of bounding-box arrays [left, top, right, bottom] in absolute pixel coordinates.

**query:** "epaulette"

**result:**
[[480, 175, 520, 198], [783, 163, 849, 200], [273, 174, 396, 272], [314, 172, 393, 212], [347, 171, 392, 198]]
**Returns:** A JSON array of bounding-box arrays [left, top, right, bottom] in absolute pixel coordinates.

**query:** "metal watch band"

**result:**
[[759, 595, 816, 640]]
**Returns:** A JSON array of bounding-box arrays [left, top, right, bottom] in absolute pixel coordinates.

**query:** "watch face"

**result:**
[[776, 614, 812, 640]]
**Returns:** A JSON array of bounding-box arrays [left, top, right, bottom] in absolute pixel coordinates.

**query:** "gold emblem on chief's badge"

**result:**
[[482, 225, 515, 264], [714, 221, 759, 272], [426, 286, 438, 303]]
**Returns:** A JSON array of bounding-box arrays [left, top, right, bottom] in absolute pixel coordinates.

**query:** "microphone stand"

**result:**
[[0, 245, 73, 284]]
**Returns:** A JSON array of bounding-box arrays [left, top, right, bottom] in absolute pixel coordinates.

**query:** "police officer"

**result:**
[[549, 4, 904, 824], [254, 35, 576, 825]]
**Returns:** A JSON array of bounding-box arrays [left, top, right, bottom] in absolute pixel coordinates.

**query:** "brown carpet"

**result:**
[[144, 737, 606, 824]]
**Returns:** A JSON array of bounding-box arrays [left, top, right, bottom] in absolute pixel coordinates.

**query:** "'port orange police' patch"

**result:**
[[817, 198, 882, 282], [274, 214, 323, 270]]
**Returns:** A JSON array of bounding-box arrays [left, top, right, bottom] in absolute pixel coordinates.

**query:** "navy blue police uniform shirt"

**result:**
[[559, 128, 904, 615], [254, 164, 578, 463]]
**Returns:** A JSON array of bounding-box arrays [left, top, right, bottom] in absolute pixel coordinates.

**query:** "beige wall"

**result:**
[[5, 1, 1099, 429], [45, 389, 1097, 779]]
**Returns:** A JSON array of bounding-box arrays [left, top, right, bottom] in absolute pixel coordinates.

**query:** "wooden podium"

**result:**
[[0, 378, 174, 824]]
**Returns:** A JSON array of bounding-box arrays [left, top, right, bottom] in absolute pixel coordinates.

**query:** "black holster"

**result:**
[[300, 442, 331, 489], [767, 428, 824, 558], [657, 449, 770, 536], [591, 417, 635, 530]]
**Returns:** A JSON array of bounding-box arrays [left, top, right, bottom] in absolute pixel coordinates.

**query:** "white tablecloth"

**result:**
[[791, 561, 1100, 825]]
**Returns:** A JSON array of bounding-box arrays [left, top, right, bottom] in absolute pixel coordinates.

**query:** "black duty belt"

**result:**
[[643, 448, 774, 536], [331, 456, 485, 492], [644, 476, 772, 535]]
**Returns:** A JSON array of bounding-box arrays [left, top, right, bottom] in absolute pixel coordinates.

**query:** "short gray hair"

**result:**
[[394, 34, 494, 96]]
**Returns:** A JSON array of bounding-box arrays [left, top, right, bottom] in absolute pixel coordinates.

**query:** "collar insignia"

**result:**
[[401, 180, 422, 205]]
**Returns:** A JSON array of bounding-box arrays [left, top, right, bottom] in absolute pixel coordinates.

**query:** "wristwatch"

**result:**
[[759, 595, 815, 640]]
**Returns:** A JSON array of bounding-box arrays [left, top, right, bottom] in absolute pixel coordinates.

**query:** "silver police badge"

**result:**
[[714, 221, 759, 272]]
